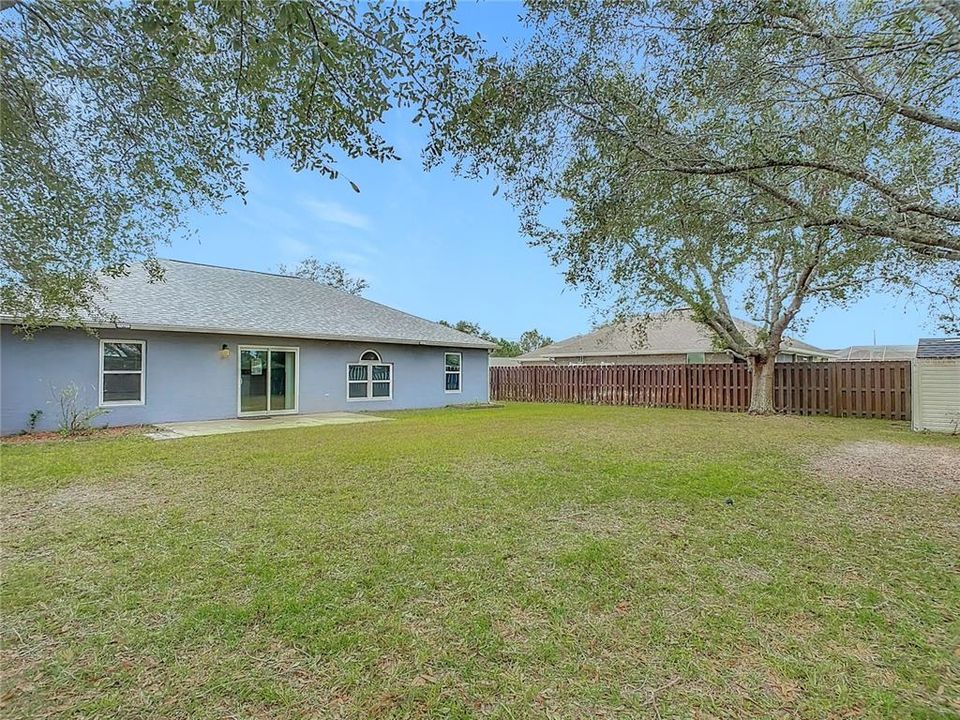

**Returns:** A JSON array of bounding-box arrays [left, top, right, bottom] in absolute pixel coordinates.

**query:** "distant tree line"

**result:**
[[438, 321, 552, 357]]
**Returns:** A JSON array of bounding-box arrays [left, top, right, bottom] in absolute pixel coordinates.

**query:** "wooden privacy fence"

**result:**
[[489, 361, 912, 420]]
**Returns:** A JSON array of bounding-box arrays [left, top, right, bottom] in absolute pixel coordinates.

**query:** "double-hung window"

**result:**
[[347, 350, 392, 400], [100, 340, 145, 405], [444, 352, 462, 393]]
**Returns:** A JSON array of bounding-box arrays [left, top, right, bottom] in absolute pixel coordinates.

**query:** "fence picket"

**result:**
[[489, 361, 912, 421]]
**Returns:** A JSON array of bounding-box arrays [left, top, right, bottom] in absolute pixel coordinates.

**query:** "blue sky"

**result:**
[[168, 2, 931, 349]]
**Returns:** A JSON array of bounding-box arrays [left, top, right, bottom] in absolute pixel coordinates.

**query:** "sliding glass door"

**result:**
[[239, 346, 298, 415]]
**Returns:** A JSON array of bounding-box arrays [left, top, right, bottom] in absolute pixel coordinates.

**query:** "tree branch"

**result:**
[[779, 9, 960, 133]]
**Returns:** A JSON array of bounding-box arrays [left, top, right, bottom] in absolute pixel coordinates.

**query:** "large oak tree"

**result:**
[[434, 0, 959, 411]]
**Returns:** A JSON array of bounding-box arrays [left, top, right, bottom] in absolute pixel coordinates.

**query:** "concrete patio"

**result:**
[[146, 412, 389, 440]]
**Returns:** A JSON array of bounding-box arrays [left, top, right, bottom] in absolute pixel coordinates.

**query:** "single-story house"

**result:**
[[0, 260, 494, 434], [515, 309, 832, 365]]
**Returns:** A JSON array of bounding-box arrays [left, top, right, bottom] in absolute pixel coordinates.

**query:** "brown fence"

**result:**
[[489, 361, 912, 420]]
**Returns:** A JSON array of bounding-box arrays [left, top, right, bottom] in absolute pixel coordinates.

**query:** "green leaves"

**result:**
[[437, 0, 959, 345], [277, 257, 368, 295], [436, 319, 527, 356], [518, 328, 552, 353], [1, 0, 478, 329], [432, 0, 960, 409]]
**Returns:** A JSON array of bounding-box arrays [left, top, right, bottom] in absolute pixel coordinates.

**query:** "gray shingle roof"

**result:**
[[81, 259, 495, 348], [519, 309, 830, 359], [916, 337, 960, 358]]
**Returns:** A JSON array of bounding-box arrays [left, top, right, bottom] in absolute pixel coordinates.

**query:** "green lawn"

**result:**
[[2, 404, 958, 719]]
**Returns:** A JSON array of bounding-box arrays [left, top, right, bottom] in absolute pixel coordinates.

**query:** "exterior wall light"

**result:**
[[220, 344, 231, 359]]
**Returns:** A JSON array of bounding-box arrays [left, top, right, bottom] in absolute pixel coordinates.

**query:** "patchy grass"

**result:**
[[1, 403, 958, 719]]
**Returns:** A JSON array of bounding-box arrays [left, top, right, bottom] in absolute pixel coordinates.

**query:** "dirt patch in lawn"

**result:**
[[1, 425, 152, 444], [3, 482, 164, 538], [810, 440, 960, 493]]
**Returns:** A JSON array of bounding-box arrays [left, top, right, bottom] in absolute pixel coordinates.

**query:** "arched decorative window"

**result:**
[[347, 350, 392, 400]]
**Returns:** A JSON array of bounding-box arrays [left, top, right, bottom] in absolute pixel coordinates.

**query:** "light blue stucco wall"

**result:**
[[0, 325, 489, 434]]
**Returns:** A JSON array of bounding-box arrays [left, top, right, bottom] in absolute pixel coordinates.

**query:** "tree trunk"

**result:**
[[748, 355, 776, 414]]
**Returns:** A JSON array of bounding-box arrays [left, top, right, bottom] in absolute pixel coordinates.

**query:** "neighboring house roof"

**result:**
[[828, 345, 917, 361], [488, 356, 521, 367], [4, 259, 495, 349], [916, 337, 960, 359], [518, 309, 831, 360]]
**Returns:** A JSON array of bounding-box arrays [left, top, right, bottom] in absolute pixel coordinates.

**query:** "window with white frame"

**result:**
[[100, 340, 145, 405], [347, 350, 392, 400], [444, 352, 462, 393]]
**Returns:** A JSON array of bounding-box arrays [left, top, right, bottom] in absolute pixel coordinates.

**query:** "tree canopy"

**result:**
[[1, 0, 474, 328], [518, 328, 552, 353], [434, 0, 958, 330], [277, 257, 368, 295], [437, 320, 553, 357]]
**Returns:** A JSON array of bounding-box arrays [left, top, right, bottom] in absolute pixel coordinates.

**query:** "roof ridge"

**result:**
[[520, 309, 829, 358], [153, 257, 490, 346], [156, 257, 312, 281]]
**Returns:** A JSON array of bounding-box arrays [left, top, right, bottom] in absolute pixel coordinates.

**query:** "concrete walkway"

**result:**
[[146, 412, 389, 440]]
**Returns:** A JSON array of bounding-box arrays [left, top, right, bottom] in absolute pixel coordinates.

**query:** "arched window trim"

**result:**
[[347, 350, 392, 401]]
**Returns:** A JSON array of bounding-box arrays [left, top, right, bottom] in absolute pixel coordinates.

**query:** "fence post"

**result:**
[[830, 362, 841, 417]]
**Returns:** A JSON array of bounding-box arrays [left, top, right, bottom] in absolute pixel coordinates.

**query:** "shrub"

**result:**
[[27, 409, 43, 431], [53, 384, 108, 435]]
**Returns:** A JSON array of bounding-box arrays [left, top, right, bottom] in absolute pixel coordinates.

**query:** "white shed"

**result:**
[[912, 338, 960, 433]]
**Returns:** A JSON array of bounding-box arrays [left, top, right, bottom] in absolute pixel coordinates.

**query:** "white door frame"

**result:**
[[237, 345, 300, 417]]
